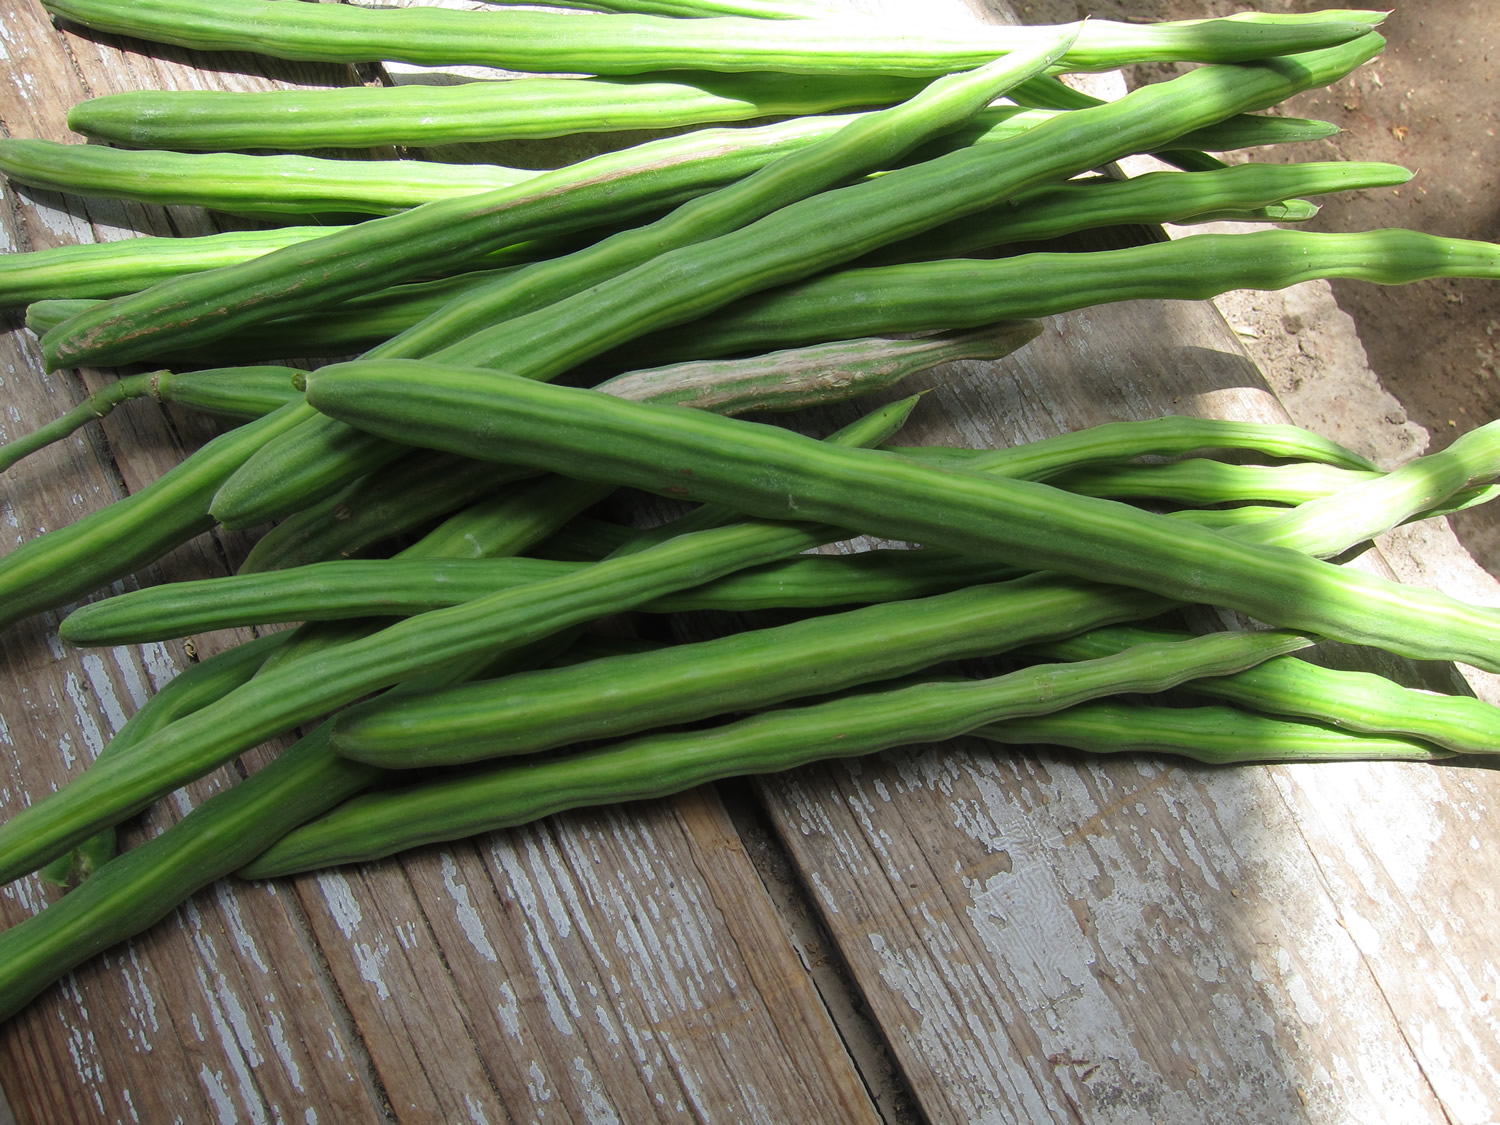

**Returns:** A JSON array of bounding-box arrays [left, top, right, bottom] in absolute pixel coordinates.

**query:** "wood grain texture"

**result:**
[[3, 0, 1499, 1121]]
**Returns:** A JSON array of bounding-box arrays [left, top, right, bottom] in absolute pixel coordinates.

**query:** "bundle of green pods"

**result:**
[[0, 0, 1499, 1026]]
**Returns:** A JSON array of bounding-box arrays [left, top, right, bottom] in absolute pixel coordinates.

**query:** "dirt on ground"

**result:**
[[1008, 0, 1500, 571]]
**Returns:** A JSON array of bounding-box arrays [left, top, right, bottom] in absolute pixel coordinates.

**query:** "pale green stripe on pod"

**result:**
[[245, 629, 1313, 876], [40, 0, 1381, 76], [973, 702, 1454, 764]]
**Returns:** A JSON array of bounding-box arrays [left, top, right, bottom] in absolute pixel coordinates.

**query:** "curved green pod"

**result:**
[[0, 402, 307, 633], [301, 358, 1500, 673], [0, 518, 842, 883], [55, 547, 1014, 645], [0, 365, 302, 474], [325, 574, 1168, 768], [238, 324, 1041, 571], [243, 628, 1314, 877], [214, 38, 1389, 527], [26, 267, 546, 371], [423, 41, 1393, 380], [861, 159, 1410, 265], [624, 228, 1500, 364], [973, 702, 1453, 764], [40, 35, 1385, 373], [0, 139, 537, 215], [41, 155, 1361, 368], [67, 72, 926, 152], [0, 225, 341, 307], [890, 415, 1377, 476], [1031, 623, 1500, 758], [34, 109, 875, 371], [1049, 460, 1380, 506], [39, 630, 291, 887], [40, 0, 1381, 77]]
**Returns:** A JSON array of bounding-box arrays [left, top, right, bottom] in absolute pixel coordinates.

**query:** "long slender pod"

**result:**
[[42, 36, 1384, 374], [238, 327, 1023, 572], [860, 159, 1410, 264], [243, 395, 916, 674], [612, 228, 1500, 365], [0, 366, 303, 474], [1030, 624, 1500, 757], [211, 37, 1389, 527], [972, 703, 1454, 764], [0, 403, 307, 632], [39, 0, 1380, 76], [894, 415, 1377, 477], [0, 139, 537, 216], [67, 73, 928, 151], [38, 631, 291, 886], [0, 110, 1345, 254], [0, 226, 341, 306], [420, 40, 1393, 381], [313, 411, 1500, 764], [243, 629, 1314, 876], [212, 37, 1074, 525], [301, 359, 1500, 671]]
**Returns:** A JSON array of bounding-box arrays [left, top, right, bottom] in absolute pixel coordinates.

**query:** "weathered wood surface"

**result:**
[[2, 0, 1499, 1122]]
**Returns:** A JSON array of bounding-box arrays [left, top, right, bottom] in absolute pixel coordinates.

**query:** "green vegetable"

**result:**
[[973, 702, 1453, 764], [0, 225, 340, 306], [0, 139, 536, 215], [0, 366, 303, 474], [1029, 624, 1500, 757], [620, 228, 1500, 365], [210, 38, 1074, 526], [1049, 459, 1378, 506], [40, 0, 1382, 76], [39, 631, 291, 886], [243, 629, 1314, 875], [36, 105, 908, 371], [67, 72, 927, 151], [300, 358, 1500, 671], [0, 399, 918, 882], [203, 37, 1387, 528], [237, 324, 1041, 572], [0, 403, 307, 632]]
